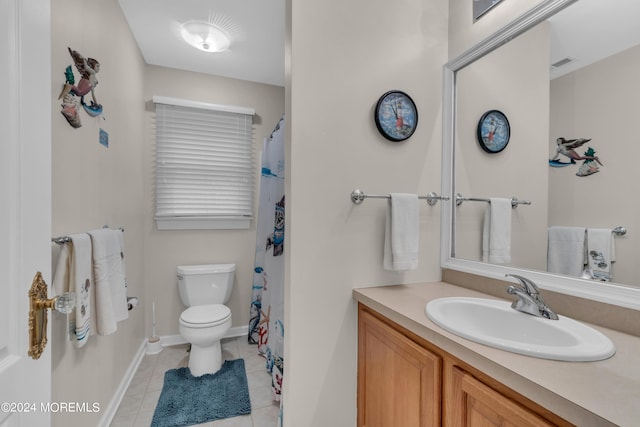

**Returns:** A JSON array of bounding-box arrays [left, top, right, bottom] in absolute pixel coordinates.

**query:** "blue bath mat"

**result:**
[[151, 359, 251, 427]]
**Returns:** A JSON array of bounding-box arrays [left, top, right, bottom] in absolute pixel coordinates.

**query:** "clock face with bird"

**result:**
[[374, 91, 418, 142], [476, 110, 510, 153]]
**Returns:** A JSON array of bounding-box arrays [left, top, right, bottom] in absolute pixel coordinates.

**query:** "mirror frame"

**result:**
[[440, 0, 640, 311]]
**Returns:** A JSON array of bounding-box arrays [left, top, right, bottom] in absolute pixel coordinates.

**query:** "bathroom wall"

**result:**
[[142, 67, 285, 337], [51, 0, 146, 426], [285, 0, 448, 424]]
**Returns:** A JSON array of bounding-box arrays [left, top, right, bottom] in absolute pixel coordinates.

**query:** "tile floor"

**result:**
[[110, 337, 279, 427]]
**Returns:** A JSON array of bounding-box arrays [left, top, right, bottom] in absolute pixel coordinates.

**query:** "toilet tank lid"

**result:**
[[177, 263, 236, 275]]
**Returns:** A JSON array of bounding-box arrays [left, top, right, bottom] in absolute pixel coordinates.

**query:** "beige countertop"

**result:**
[[353, 281, 640, 427]]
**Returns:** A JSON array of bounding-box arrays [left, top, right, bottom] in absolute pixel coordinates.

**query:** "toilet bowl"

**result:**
[[176, 264, 235, 376], [179, 304, 232, 376]]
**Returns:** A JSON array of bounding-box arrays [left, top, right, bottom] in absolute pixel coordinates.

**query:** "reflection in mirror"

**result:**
[[548, 0, 640, 286], [442, 0, 640, 310]]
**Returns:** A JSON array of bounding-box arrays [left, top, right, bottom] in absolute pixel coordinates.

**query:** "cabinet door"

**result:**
[[358, 307, 441, 427], [446, 365, 556, 427]]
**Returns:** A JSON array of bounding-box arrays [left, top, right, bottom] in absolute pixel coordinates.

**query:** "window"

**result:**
[[153, 96, 255, 230]]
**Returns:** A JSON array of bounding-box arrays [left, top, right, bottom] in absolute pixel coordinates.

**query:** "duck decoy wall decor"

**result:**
[[58, 47, 103, 128], [549, 137, 604, 177]]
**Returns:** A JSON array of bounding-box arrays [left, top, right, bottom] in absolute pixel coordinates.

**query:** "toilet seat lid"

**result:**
[[180, 304, 231, 326]]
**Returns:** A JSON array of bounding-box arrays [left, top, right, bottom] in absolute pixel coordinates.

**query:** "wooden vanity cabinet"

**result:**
[[357, 304, 573, 427], [358, 306, 441, 427]]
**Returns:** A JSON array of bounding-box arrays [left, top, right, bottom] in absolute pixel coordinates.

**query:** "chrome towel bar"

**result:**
[[350, 189, 449, 206], [455, 193, 531, 209], [51, 236, 72, 245], [612, 226, 627, 236], [52, 226, 124, 245]]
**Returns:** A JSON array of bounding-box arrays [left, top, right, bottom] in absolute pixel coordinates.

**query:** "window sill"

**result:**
[[156, 217, 251, 230]]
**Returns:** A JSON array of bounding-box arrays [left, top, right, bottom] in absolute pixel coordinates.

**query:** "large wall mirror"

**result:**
[[441, 0, 640, 310]]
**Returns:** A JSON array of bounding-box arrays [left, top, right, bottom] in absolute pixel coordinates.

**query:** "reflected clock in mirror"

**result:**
[[476, 110, 510, 153]]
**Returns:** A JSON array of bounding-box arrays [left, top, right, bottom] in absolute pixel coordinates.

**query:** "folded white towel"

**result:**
[[482, 198, 512, 264], [547, 226, 586, 277], [70, 234, 93, 347], [587, 228, 616, 281], [88, 228, 128, 335], [383, 193, 419, 271]]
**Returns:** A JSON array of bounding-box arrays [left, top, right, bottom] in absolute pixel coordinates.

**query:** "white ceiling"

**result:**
[[549, 0, 640, 79], [118, 0, 285, 87], [118, 0, 639, 87]]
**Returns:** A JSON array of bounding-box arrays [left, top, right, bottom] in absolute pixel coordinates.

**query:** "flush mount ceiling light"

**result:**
[[180, 13, 236, 53]]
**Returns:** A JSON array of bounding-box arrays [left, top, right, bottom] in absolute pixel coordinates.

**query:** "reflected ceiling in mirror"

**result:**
[[441, 0, 640, 310]]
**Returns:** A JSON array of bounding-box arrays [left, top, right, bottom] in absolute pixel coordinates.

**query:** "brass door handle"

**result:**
[[28, 272, 75, 360]]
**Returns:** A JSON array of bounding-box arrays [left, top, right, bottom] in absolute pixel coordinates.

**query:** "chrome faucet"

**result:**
[[505, 274, 559, 320]]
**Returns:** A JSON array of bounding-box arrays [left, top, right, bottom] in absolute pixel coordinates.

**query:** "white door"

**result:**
[[0, 0, 52, 426]]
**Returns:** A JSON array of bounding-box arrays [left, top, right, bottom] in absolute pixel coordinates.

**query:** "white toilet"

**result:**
[[177, 263, 235, 376]]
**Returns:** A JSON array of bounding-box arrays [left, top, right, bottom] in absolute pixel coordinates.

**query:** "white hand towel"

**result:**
[[482, 198, 512, 264], [52, 234, 93, 347], [52, 243, 71, 297], [547, 226, 586, 277], [587, 228, 616, 281], [383, 193, 419, 271], [88, 228, 129, 335], [52, 242, 74, 342], [69, 234, 93, 347]]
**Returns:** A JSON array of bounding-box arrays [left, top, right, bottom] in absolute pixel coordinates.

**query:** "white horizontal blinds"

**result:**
[[155, 101, 254, 221]]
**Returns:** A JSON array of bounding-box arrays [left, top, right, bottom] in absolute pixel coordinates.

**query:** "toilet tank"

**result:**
[[177, 263, 236, 307]]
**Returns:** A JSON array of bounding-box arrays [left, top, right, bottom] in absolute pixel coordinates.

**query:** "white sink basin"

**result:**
[[425, 297, 615, 361]]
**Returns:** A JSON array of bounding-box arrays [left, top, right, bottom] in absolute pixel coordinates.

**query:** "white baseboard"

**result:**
[[159, 324, 248, 348], [159, 334, 187, 347], [98, 339, 147, 427], [98, 324, 248, 426], [225, 325, 249, 339]]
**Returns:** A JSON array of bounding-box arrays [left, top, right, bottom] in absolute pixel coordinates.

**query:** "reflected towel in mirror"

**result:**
[[547, 226, 586, 277], [482, 198, 512, 264], [587, 228, 616, 281]]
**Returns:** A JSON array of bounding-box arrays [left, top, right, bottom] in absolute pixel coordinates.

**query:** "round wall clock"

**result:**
[[374, 90, 418, 142], [476, 110, 510, 153]]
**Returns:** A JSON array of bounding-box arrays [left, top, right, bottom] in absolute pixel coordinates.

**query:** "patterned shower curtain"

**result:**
[[249, 116, 285, 422]]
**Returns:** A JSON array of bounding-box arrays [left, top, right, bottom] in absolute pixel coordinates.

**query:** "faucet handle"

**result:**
[[505, 274, 559, 320], [505, 273, 539, 295]]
